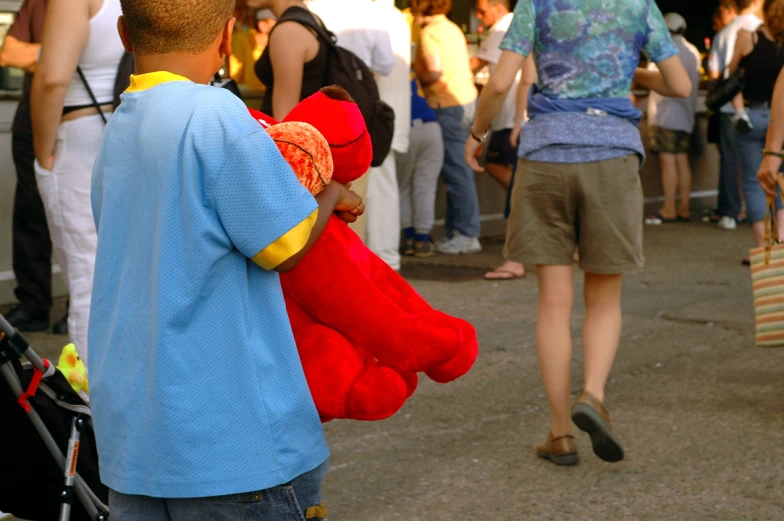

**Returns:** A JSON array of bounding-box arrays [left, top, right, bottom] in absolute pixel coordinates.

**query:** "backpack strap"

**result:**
[[275, 6, 337, 48], [76, 66, 108, 125]]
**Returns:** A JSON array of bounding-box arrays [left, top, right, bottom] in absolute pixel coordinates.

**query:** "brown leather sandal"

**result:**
[[536, 433, 578, 466], [572, 391, 625, 463]]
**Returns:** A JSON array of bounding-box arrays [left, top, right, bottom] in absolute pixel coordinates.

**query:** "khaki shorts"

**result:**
[[504, 155, 644, 274]]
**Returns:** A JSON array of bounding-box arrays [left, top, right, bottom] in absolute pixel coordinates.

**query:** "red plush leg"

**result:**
[[281, 217, 464, 374], [425, 319, 479, 383], [295, 323, 412, 421]]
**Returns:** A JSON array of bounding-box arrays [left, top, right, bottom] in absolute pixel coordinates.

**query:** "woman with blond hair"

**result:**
[[411, 0, 482, 255]]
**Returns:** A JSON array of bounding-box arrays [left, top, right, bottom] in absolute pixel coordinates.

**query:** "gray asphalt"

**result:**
[[4, 221, 784, 521]]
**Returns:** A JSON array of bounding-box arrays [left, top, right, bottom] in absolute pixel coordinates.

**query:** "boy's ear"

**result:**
[[220, 17, 236, 58], [117, 16, 134, 53]]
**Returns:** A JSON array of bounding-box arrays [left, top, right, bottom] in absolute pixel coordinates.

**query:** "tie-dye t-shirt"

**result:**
[[498, 0, 677, 164], [500, 0, 677, 100]]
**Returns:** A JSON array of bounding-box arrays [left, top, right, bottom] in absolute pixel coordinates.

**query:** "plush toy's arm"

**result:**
[[280, 217, 464, 373]]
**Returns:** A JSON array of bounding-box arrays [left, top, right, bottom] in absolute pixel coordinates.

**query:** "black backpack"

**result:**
[[279, 8, 395, 167]]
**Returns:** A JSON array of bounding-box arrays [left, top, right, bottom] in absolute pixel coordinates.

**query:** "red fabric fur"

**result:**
[[248, 89, 477, 422]]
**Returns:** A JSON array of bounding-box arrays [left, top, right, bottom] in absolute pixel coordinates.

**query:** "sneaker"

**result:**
[[401, 237, 415, 256], [536, 433, 579, 466], [436, 232, 482, 255], [4, 306, 49, 332], [717, 216, 737, 231], [571, 391, 624, 463], [52, 312, 68, 335], [414, 240, 436, 258]]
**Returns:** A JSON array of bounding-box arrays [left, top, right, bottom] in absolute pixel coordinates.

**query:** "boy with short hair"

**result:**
[[88, 0, 362, 518]]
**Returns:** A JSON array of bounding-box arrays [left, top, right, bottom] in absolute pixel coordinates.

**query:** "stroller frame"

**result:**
[[0, 313, 108, 521]]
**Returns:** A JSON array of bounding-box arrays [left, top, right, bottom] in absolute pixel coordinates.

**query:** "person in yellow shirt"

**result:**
[[229, 8, 275, 91]]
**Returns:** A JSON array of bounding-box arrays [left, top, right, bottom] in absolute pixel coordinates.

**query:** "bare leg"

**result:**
[[582, 272, 623, 403], [675, 153, 692, 218], [485, 163, 513, 191], [778, 209, 784, 242], [658, 152, 678, 219], [536, 265, 574, 437]]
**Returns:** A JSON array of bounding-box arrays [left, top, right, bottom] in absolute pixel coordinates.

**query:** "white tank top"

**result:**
[[63, 0, 125, 108]]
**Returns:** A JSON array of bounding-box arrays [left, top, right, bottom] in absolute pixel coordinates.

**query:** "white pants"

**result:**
[[366, 153, 402, 270], [34, 114, 105, 367]]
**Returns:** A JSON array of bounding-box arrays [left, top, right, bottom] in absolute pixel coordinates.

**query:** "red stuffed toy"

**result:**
[[250, 87, 478, 422]]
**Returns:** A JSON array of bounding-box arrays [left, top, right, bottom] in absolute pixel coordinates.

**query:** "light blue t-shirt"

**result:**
[[500, 0, 678, 163], [89, 73, 328, 498]]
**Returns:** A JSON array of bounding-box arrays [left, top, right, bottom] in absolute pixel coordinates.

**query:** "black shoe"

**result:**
[[52, 313, 68, 335], [4, 306, 50, 332]]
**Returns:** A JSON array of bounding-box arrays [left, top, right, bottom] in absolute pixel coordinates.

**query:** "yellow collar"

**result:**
[[126, 71, 191, 93]]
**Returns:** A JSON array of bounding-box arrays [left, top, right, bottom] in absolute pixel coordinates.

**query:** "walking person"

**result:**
[[466, 0, 690, 465], [708, 0, 764, 231], [411, 0, 482, 255], [646, 13, 702, 223], [31, 0, 124, 366], [0, 0, 68, 334], [728, 0, 784, 264]]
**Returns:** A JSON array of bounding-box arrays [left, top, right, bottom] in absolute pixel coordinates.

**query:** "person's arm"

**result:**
[[273, 182, 363, 272], [31, 0, 91, 170], [758, 68, 784, 196], [0, 35, 40, 72], [465, 49, 525, 171], [371, 29, 395, 77], [509, 54, 535, 147], [268, 22, 312, 120], [633, 55, 691, 99], [413, 28, 442, 86], [729, 29, 753, 74], [470, 56, 488, 74]]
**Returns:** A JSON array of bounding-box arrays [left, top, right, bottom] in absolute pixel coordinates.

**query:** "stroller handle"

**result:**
[[0, 313, 14, 337], [0, 312, 46, 371]]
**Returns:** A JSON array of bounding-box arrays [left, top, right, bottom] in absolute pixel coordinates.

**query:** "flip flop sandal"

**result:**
[[484, 268, 525, 281], [676, 215, 691, 222]]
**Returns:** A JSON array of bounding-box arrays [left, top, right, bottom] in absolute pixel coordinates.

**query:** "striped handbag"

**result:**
[[750, 189, 784, 347]]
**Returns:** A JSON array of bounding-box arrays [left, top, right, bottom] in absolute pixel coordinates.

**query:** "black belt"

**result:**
[[62, 102, 112, 116]]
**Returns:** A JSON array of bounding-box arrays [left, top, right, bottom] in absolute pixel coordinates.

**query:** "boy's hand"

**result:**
[[319, 182, 364, 223]]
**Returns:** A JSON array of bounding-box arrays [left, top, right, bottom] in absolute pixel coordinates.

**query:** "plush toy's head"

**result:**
[[267, 122, 333, 195], [284, 86, 373, 185]]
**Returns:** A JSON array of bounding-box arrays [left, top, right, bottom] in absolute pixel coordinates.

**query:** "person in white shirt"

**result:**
[[365, 0, 411, 270], [647, 13, 702, 224], [306, 0, 404, 269], [708, 0, 763, 231]]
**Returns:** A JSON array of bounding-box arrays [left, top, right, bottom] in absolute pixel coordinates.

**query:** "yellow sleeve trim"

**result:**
[[126, 71, 191, 93], [252, 210, 318, 270]]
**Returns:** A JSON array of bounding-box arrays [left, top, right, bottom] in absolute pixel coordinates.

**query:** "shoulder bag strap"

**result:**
[[75, 66, 108, 125]]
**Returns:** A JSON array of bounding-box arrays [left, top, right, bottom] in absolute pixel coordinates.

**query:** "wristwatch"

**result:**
[[470, 128, 490, 143]]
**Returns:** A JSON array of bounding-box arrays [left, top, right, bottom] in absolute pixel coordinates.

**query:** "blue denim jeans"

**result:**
[[434, 102, 481, 238], [718, 112, 742, 220], [108, 459, 329, 521], [737, 106, 782, 223]]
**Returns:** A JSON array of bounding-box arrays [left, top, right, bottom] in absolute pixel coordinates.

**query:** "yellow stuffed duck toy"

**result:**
[[56, 343, 88, 395]]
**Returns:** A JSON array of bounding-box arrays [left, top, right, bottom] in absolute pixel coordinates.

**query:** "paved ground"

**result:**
[[3, 221, 784, 521]]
